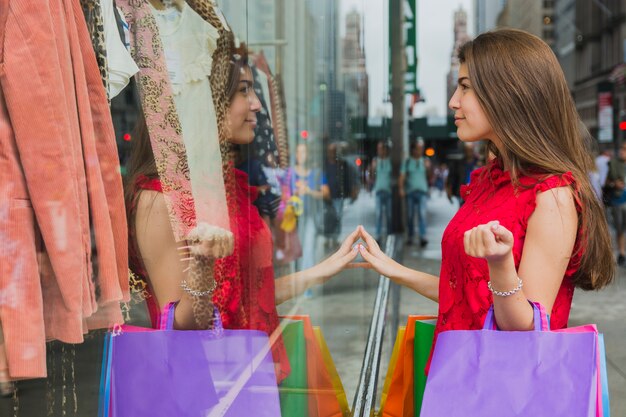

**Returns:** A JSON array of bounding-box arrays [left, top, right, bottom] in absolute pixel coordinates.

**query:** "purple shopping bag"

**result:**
[[101, 303, 281, 417], [420, 302, 598, 417]]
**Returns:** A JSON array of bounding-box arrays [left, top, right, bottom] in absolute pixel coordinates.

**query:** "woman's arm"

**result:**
[[135, 191, 213, 329], [465, 186, 577, 330], [274, 227, 361, 304], [357, 226, 440, 302]]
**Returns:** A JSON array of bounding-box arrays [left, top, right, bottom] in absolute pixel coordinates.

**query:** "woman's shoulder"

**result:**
[[135, 190, 170, 230]]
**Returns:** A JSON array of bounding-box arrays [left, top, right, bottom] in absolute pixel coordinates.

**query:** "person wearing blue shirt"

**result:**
[[370, 140, 392, 242], [399, 140, 431, 247]]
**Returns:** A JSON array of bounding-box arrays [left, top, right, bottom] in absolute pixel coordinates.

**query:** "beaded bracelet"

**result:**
[[488, 277, 523, 297], [180, 279, 216, 297]]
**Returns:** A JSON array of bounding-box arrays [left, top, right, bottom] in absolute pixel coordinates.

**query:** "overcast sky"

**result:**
[[340, 0, 474, 117]]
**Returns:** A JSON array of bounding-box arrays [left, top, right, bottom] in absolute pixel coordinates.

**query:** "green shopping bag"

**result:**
[[279, 320, 308, 415], [413, 319, 436, 417]]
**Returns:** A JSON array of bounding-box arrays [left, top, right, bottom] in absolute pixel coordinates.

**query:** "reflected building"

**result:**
[[447, 7, 471, 115], [497, 0, 554, 48], [219, 0, 317, 163], [342, 9, 369, 131], [475, 0, 508, 34], [553, 0, 577, 90]]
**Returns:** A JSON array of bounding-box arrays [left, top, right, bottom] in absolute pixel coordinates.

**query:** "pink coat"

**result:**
[[0, 0, 128, 378]]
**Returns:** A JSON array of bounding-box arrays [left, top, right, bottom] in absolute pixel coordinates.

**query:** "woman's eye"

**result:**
[[240, 85, 251, 94], [461, 84, 470, 91]]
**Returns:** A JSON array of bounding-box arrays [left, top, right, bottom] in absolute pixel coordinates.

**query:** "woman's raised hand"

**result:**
[[355, 226, 407, 279], [314, 226, 363, 280], [463, 220, 514, 264]]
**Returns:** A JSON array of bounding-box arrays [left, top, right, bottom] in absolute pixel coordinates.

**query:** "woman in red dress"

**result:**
[[124, 46, 359, 381], [358, 29, 615, 366]]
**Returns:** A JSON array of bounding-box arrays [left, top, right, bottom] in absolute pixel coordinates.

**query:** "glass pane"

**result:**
[[2, 1, 624, 417]]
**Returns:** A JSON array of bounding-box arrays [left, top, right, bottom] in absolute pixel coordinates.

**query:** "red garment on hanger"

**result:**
[[0, 0, 128, 379]]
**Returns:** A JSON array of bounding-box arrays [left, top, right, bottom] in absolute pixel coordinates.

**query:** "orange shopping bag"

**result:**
[[379, 315, 437, 417], [379, 326, 406, 412]]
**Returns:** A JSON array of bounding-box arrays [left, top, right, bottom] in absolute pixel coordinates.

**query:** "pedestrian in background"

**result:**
[[370, 140, 392, 242], [446, 142, 479, 205], [291, 142, 330, 271], [400, 139, 431, 247], [357, 29, 615, 375], [324, 142, 358, 248], [605, 143, 626, 266], [596, 147, 614, 206], [433, 162, 448, 197]]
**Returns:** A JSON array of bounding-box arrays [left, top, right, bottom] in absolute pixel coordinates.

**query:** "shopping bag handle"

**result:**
[[482, 301, 549, 331], [159, 302, 224, 332]]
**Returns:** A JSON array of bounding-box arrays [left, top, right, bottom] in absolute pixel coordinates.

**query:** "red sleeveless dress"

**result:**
[[429, 159, 581, 371], [129, 170, 290, 382]]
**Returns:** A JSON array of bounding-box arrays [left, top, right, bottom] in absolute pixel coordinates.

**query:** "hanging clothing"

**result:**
[[0, 0, 128, 379], [101, 0, 139, 99], [116, 0, 196, 242], [150, 2, 231, 237], [250, 65, 280, 168], [254, 52, 289, 169], [79, 0, 109, 92]]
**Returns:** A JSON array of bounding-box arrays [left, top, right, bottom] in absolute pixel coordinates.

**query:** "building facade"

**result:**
[[497, 0, 555, 48], [475, 0, 508, 34], [554, 0, 577, 90], [447, 7, 472, 115], [342, 10, 369, 125], [573, 0, 626, 145]]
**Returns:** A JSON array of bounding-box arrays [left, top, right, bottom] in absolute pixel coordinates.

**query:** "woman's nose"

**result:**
[[449, 88, 460, 110], [250, 92, 261, 112]]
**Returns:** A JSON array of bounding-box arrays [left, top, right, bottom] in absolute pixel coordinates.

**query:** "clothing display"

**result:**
[[431, 158, 581, 370], [80, 0, 109, 92], [116, 0, 198, 243], [254, 52, 289, 169], [101, 0, 139, 99], [0, 0, 128, 379], [150, 1, 231, 239], [250, 65, 280, 168]]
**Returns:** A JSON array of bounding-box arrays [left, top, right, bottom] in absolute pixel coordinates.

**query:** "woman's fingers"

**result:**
[[339, 244, 360, 265], [358, 225, 382, 254], [345, 262, 373, 269], [333, 227, 362, 257], [358, 244, 380, 268], [464, 221, 514, 259]]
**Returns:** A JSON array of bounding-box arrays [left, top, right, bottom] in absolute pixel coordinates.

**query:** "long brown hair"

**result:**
[[458, 28, 614, 290], [123, 114, 157, 233]]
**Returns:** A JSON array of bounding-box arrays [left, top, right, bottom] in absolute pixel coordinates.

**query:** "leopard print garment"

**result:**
[[184, 0, 246, 326], [270, 74, 289, 169], [187, 256, 217, 329], [116, 0, 196, 243], [80, 0, 109, 95]]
